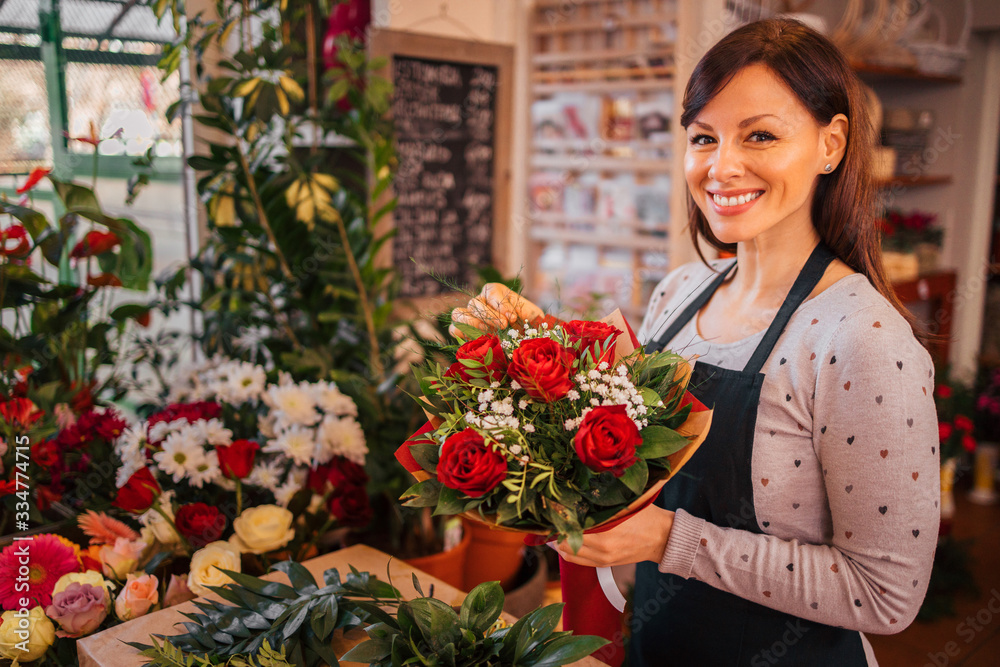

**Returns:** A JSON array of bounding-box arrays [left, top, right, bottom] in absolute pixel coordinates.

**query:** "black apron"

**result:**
[[630, 244, 867, 666]]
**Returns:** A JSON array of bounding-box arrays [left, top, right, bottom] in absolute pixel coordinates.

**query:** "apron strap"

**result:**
[[742, 243, 837, 375], [644, 259, 738, 354]]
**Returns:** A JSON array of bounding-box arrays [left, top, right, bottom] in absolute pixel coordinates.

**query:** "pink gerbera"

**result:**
[[77, 510, 140, 546], [0, 534, 80, 610]]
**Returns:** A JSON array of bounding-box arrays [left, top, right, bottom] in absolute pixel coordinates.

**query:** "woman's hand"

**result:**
[[554, 504, 675, 568], [449, 283, 545, 339]]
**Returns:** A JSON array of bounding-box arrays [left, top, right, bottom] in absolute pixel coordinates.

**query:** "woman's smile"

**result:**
[[708, 189, 765, 215]]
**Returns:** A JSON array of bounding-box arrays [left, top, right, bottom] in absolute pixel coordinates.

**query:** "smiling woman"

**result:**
[[455, 17, 938, 667]]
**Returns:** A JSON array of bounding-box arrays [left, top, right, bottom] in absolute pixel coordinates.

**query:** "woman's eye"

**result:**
[[748, 130, 777, 143], [689, 134, 715, 146]]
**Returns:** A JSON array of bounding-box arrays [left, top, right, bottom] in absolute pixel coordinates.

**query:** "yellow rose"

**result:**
[[53, 571, 110, 604], [187, 541, 242, 597], [0, 606, 56, 662], [230, 505, 295, 554], [140, 493, 182, 546]]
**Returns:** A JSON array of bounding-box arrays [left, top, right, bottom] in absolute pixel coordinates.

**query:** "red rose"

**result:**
[[112, 467, 161, 514], [147, 402, 222, 430], [954, 415, 974, 432], [307, 456, 368, 494], [217, 439, 259, 480], [175, 503, 226, 547], [437, 428, 507, 497], [962, 434, 977, 453], [455, 335, 508, 384], [939, 422, 953, 442], [935, 385, 953, 399], [327, 485, 373, 527], [507, 338, 576, 402], [574, 405, 641, 477], [563, 320, 623, 366]]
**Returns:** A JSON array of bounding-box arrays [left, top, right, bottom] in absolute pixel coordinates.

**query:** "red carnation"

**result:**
[[112, 467, 161, 514], [507, 337, 576, 403], [327, 485, 373, 527], [70, 230, 120, 259], [217, 439, 259, 480], [437, 428, 507, 498], [574, 404, 641, 477], [563, 320, 622, 366], [147, 402, 222, 430], [307, 456, 368, 494], [174, 503, 226, 548], [95, 410, 127, 441], [935, 385, 953, 399]]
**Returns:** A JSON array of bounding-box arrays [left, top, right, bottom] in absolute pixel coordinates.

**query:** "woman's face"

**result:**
[[684, 63, 842, 246]]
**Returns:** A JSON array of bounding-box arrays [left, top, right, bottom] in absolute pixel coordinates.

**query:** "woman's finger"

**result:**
[[481, 283, 544, 324]]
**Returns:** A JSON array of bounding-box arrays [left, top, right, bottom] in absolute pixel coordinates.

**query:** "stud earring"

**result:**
[[824, 164, 833, 172]]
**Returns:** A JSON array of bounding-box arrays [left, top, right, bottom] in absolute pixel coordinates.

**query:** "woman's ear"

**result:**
[[821, 113, 849, 172]]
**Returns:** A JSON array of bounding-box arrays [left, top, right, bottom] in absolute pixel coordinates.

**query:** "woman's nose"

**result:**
[[708, 142, 745, 182]]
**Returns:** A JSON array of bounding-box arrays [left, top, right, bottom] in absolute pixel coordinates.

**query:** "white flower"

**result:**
[[273, 479, 302, 507], [140, 492, 181, 546], [523, 424, 535, 433], [567, 390, 580, 401], [265, 384, 321, 428], [617, 364, 628, 376], [508, 329, 519, 338], [191, 418, 233, 447], [312, 382, 358, 417], [115, 427, 148, 488], [588, 370, 601, 380], [510, 444, 522, 455], [264, 425, 318, 466], [318, 415, 368, 466], [153, 431, 208, 483], [220, 361, 267, 404], [148, 419, 187, 444], [518, 399, 530, 410], [598, 361, 610, 371], [186, 450, 221, 488], [478, 389, 495, 404], [247, 460, 285, 492], [510, 380, 522, 391]]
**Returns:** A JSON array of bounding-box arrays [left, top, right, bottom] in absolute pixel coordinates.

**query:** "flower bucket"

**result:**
[[462, 518, 526, 591], [403, 526, 471, 590]]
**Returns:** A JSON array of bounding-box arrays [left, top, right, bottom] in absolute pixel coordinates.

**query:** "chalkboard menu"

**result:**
[[391, 55, 498, 298]]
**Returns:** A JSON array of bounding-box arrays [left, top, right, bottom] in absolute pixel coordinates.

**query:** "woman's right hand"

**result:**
[[449, 283, 545, 339]]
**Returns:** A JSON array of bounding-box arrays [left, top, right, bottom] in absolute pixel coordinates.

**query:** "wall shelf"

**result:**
[[850, 60, 963, 85], [876, 174, 953, 188], [530, 226, 670, 251], [531, 154, 671, 173]]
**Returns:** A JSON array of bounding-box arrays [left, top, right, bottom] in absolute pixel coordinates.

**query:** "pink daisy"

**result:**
[[77, 510, 140, 546], [0, 534, 80, 610]]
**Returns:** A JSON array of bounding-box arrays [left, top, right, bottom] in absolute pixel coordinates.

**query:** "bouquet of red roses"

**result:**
[[396, 310, 711, 551]]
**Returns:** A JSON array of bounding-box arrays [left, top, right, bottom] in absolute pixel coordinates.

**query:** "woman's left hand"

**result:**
[[554, 504, 675, 567]]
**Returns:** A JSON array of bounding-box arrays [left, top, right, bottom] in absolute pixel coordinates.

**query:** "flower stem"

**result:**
[[235, 478, 243, 517], [153, 501, 194, 554]]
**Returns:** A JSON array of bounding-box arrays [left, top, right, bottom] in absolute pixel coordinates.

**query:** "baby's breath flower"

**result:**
[[598, 361, 610, 371], [567, 390, 580, 401], [523, 424, 535, 433], [510, 380, 522, 391], [518, 399, 530, 410], [588, 370, 601, 380]]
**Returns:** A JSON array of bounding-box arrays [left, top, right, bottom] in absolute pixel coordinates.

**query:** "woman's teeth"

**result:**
[[713, 191, 762, 207]]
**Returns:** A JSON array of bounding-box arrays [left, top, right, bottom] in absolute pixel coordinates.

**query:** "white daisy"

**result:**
[[318, 416, 368, 466], [187, 449, 221, 488], [191, 418, 233, 447], [273, 479, 302, 507], [148, 418, 187, 444], [218, 361, 267, 404], [264, 425, 319, 466], [153, 431, 208, 483]]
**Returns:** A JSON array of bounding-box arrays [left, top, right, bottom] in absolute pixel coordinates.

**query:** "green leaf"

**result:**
[[110, 304, 150, 323], [529, 634, 611, 667], [271, 560, 318, 595], [636, 425, 689, 459], [619, 458, 648, 495], [401, 479, 441, 507], [459, 582, 504, 636], [434, 485, 467, 516], [408, 442, 440, 473]]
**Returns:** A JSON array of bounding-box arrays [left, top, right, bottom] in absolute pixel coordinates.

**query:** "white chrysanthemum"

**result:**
[[264, 425, 318, 466], [319, 415, 368, 466], [265, 384, 321, 428], [187, 450, 221, 488], [148, 418, 187, 444], [191, 418, 233, 447], [153, 431, 208, 483], [247, 460, 285, 492], [273, 479, 302, 507], [313, 383, 358, 417], [116, 454, 146, 489]]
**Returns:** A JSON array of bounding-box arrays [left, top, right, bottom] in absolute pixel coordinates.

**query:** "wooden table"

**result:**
[[77, 544, 604, 666]]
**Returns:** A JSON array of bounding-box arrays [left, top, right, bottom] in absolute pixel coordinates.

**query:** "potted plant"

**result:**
[[878, 208, 944, 281], [970, 365, 1000, 504]]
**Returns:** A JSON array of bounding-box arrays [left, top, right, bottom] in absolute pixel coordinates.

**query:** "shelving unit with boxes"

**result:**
[[525, 0, 681, 321]]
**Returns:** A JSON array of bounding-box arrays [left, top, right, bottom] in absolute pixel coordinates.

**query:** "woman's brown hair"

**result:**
[[681, 18, 917, 331]]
